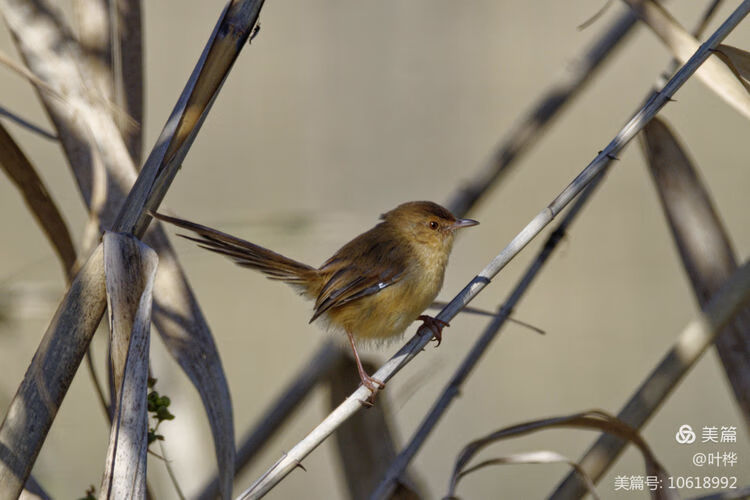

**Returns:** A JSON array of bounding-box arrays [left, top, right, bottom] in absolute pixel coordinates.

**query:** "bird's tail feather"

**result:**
[[152, 212, 316, 288]]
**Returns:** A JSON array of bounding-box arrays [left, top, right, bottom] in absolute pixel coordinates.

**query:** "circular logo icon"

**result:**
[[675, 424, 696, 444]]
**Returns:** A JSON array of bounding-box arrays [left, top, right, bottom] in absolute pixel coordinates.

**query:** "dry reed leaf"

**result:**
[[0, 2, 264, 496], [162, 1, 261, 163], [713, 44, 750, 92], [448, 450, 600, 500], [448, 410, 675, 500], [641, 117, 750, 421], [623, 0, 750, 119], [0, 122, 76, 279], [100, 232, 158, 499]]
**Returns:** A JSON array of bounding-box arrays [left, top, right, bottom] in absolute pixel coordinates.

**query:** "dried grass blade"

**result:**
[[449, 410, 674, 500], [641, 117, 750, 423], [0, 0, 137, 216], [713, 44, 750, 92], [120, 0, 266, 234], [550, 260, 750, 498], [100, 232, 158, 499], [622, 0, 750, 119], [0, 122, 76, 279]]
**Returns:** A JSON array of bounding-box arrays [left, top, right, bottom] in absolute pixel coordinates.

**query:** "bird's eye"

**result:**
[[429, 221, 439, 230]]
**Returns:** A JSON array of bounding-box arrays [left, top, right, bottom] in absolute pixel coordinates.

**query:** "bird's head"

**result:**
[[381, 201, 478, 258]]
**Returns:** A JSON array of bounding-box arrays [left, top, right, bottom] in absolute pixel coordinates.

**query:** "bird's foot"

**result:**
[[358, 374, 386, 407], [418, 315, 450, 347]]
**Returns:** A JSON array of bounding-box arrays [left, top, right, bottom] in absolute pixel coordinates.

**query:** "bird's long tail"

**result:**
[[152, 212, 317, 289]]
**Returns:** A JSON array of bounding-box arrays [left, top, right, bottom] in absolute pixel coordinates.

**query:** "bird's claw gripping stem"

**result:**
[[418, 315, 450, 346]]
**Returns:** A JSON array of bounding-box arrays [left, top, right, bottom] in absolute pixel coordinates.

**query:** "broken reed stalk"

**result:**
[[238, 3, 750, 496]]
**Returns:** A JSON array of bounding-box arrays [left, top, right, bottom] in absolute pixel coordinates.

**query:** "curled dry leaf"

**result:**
[[0, 123, 76, 279], [449, 450, 599, 500], [713, 44, 750, 92], [447, 410, 673, 500]]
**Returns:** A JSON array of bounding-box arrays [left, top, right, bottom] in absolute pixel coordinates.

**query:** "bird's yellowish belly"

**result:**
[[326, 266, 443, 343]]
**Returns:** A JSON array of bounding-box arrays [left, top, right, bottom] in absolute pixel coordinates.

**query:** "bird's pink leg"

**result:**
[[345, 329, 385, 403]]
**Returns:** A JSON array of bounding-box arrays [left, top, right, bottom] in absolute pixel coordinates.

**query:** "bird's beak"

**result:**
[[451, 218, 479, 230]]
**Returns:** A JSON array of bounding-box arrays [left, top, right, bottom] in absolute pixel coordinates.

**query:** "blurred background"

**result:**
[[1, 0, 749, 498]]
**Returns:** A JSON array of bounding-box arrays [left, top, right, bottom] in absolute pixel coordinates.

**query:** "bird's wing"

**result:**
[[310, 238, 407, 322]]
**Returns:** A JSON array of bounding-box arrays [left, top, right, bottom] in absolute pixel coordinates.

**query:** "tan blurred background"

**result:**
[[1, 1, 749, 498]]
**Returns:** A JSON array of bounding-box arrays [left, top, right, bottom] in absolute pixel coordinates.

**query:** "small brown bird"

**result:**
[[153, 201, 478, 396]]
